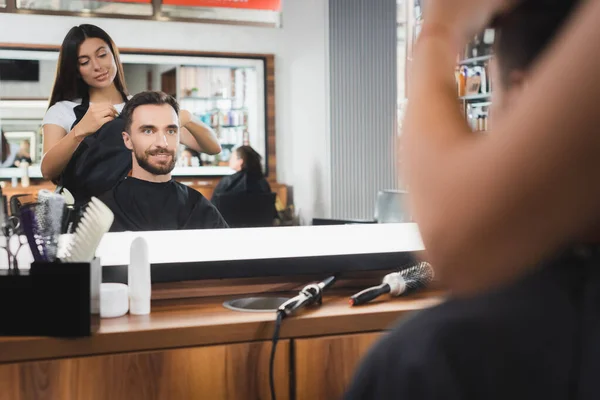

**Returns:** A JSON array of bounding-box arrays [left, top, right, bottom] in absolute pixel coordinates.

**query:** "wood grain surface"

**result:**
[[294, 332, 383, 400], [0, 292, 443, 364], [0, 340, 291, 400], [295, 332, 383, 400]]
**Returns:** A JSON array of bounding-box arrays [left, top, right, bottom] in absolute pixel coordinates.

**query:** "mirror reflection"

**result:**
[[0, 24, 290, 231]]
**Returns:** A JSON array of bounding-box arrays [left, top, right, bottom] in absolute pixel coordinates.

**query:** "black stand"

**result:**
[[0, 259, 101, 337]]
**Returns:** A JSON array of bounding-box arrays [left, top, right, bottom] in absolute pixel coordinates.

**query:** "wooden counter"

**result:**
[[0, 291, 442, 364], [0, 291, 443, 400], [0, 178, 289, 208]]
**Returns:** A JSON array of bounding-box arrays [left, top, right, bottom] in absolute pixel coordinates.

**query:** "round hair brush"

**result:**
[[349, 262, 434, 306]]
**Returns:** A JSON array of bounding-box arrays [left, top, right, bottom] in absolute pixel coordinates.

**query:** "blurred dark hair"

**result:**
[[183, 148, 200, 157], [0, 130, 7, 164], [236, 145, 263, 178], [121, 91, 180, 133], [48, 24, 129, 108], [493, 0, 581, 87]]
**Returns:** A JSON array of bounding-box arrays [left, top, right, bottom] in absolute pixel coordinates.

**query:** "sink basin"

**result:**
[[223, 297, 290, 313]]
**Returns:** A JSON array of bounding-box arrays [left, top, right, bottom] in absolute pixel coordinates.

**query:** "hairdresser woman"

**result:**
[[41, 24, 221, 206]]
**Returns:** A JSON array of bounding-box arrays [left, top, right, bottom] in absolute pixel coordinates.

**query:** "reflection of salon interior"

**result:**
[[0, 56, 264, 169], [0, 1, 447, 399], [0, 49, 282, 226]]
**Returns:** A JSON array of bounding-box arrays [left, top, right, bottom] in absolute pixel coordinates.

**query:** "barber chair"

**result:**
[[373, 189, 410, 223], [312, 190, 410, 225]]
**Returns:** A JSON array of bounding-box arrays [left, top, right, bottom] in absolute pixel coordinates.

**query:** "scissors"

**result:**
[[0, 214, 28, 273]]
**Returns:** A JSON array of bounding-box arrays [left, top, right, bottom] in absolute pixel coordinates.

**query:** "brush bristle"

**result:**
[[399, 261, 434, 290], [20, 204, 46, 262], [36, 190, 65, 262], [63, 197, 114, 263]]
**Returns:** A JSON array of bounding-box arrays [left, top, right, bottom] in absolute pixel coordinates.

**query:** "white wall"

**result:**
[[0, 6, 331, 223], [122, 63, 149, 94], [151, 64, 178, 93], [279, 0, 330, 223]]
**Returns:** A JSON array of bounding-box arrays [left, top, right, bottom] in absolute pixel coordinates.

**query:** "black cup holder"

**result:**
[[223, 297, 290, 313]]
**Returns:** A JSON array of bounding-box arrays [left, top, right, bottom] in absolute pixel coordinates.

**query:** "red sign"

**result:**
[[97, 0, 151, 3], [162, 0, 281, 11]]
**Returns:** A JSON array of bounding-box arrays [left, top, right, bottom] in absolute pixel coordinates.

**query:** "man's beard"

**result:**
[[134, 147, 176, 176]]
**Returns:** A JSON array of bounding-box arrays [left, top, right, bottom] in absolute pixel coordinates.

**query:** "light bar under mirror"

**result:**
[[95, 223, 424, 266], [1, 224, 424, 282]]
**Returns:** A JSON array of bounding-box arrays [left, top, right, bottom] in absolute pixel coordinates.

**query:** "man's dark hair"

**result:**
[[121, 91, 180, 133], [493, 0, 581, 88]]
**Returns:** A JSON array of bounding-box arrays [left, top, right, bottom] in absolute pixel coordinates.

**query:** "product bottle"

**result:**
[[20, 161, 30, 188], [128, 237, 151, 315]]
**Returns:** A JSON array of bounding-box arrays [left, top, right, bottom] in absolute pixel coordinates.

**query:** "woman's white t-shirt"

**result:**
[[42, 98, 129, 133]]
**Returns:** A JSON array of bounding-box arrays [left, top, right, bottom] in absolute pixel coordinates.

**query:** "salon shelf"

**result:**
[[181, 96, 237, 101], [460, 93, 492, 102], [0, 166, 43, 179], [0, 166, 235, 180], [458, 55, 492, 65]]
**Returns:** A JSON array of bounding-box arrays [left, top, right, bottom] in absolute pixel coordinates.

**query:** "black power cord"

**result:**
[[269, 276, 336, 400], [270, 310, 285, 400]]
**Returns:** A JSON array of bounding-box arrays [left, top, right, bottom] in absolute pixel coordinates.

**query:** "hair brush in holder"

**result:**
[[36, 190, 65, 262], [19, 204, 46, 263], [63, 197, 114, 263]]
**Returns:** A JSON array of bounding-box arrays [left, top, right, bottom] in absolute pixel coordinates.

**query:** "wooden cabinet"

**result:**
[[0, 340, 291, 400], [160, 68, 177, 97], [294, 332, 383, 400], [0, 293, 441, 399], [0, 180, 288, 207]]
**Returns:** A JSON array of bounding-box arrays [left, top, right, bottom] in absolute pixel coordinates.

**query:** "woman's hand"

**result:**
[[72, 102, 118, 141], [179, 109, 192, 128], [421, 0, 518, 44], [178, 109, 222, 154]]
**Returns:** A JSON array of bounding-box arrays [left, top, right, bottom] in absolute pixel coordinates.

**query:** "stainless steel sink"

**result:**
[[223, 297, 290, 312]]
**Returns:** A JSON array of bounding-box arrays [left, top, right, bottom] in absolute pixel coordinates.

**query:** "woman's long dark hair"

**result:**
[[1, 130, 8, 164], [236, 146, 264, 178], [48, 24, 129, 109]]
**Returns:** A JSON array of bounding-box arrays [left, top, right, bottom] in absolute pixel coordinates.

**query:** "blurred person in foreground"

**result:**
[[344, 0, 600, 399]]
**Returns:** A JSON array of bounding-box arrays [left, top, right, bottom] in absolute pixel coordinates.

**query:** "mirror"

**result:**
[[0, 48, 267, 176], [0, 46, 293, 232]]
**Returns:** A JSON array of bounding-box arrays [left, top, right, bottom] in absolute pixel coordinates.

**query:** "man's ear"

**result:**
[[122, 131, 133, 151]]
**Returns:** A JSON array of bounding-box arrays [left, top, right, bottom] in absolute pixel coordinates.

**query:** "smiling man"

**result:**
[[98, 91, 228, 232]]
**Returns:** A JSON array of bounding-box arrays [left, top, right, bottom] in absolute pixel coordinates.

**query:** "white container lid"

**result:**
[[100, 283, 129, 319]]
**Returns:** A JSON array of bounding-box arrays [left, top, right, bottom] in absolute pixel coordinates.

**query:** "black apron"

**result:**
[[58, 98, 132, 208]]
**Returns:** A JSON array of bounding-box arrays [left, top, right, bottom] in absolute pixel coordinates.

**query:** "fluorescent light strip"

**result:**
[[0, 223, 424, 269], [95, 223, 424, 266]]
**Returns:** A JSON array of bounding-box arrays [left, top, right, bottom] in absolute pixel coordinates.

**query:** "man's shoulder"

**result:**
[[173, 180, 209, 201], [96, 187, 116, 204]]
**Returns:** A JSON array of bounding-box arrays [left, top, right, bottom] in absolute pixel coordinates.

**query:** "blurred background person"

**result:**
[[0, 130, 20, 168], [212, 145, 271, 198], [180, 147, 202, 167]]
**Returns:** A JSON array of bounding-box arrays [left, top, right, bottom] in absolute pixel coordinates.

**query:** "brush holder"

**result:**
[[0, 258, 101, 337]]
